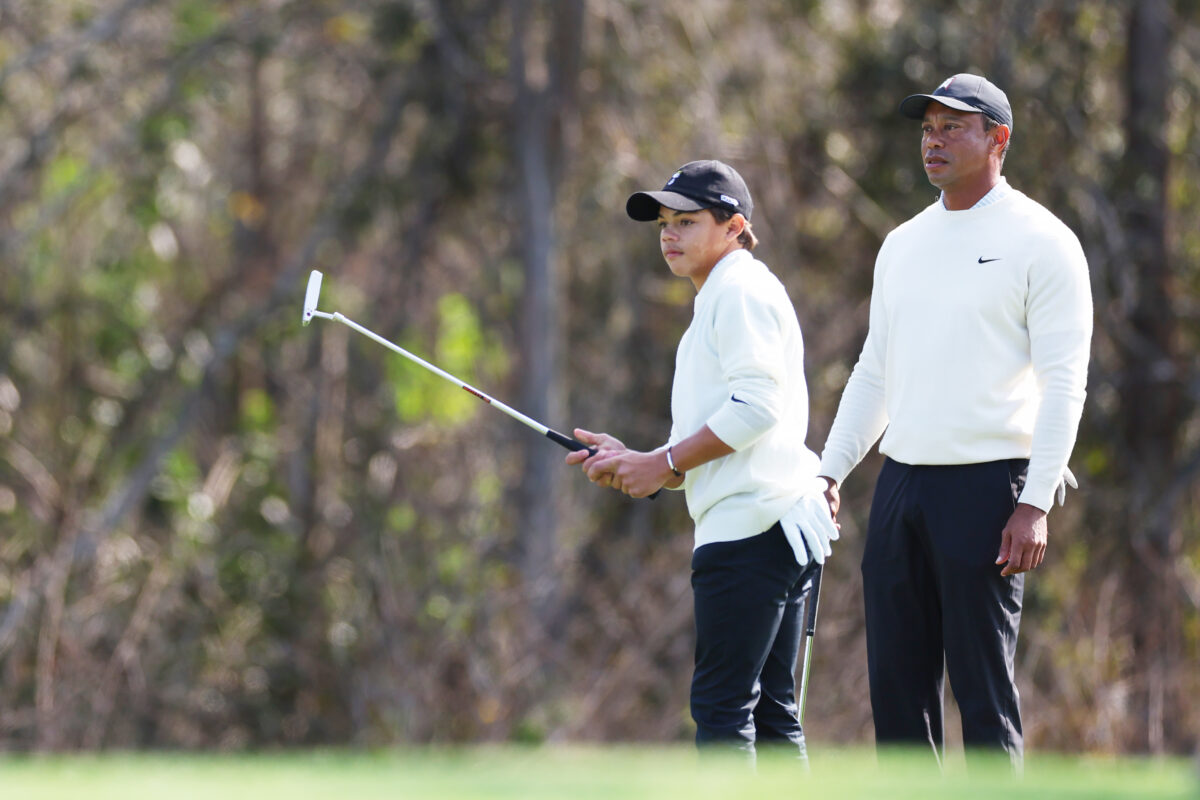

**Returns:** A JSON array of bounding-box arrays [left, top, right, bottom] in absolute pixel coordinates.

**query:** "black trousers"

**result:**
[[862, 457, 1026, 767], [690, 523, 818, 757]]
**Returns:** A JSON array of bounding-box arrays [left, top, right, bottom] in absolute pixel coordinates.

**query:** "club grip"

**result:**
[[546, 428, 597, 456], [804, 565, 823, 636]]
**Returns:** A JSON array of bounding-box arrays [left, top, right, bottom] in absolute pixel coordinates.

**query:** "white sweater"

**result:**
[[819, 185, 1093, 511], [669, 249, 822, 548]]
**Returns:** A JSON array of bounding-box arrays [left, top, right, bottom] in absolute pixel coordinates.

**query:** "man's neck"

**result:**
[[941, 171, 1003, 211]]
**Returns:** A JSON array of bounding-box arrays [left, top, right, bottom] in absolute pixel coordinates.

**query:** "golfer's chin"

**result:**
[[924, 167, 951, 188], [663, 254, 688, 276]]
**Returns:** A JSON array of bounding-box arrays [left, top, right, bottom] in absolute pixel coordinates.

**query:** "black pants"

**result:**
[[690, 523, 818, 758], [862, 457, 1026, 767]]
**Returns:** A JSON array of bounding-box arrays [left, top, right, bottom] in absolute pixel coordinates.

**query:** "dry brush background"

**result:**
[[0, 0, 1197, 754]]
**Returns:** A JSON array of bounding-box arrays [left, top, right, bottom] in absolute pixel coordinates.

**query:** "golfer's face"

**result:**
[[657, 208, 732, 287], [920, 103, 994, 191]]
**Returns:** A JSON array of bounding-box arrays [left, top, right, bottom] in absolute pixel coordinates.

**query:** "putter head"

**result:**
[[302, 270, 323, 326]]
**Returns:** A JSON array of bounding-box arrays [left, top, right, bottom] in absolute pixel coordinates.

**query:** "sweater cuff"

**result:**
[[1017, 480, 1055, 514], [817, 455, 853, 489], [706, 405, 763, 452]]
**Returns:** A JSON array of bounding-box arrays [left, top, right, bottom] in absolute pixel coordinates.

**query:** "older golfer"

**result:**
[[818, 74, 1093, 768]]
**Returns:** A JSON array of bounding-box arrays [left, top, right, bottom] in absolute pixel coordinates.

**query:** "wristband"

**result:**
[[666, 446, 683, 477]]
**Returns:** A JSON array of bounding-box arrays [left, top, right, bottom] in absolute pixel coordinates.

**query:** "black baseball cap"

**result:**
[[626, 159, 753, 222], [899, 73, 1013, 131]]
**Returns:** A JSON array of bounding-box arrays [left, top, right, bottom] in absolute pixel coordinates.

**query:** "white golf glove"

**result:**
[[1055, 466, 1078, 507], [779, 480, 839, 567]]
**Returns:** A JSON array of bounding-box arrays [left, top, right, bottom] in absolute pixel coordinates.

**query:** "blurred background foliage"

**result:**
[[0, 0, 1197, 755]]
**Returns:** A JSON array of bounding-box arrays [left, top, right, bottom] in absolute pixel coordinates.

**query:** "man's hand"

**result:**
[[820, 476, 841, 526], [996, 503, 1048, 576]]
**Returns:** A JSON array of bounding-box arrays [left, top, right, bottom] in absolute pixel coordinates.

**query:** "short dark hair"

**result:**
[[983, 115, 1011, 163], [708, 208, 758, 251]]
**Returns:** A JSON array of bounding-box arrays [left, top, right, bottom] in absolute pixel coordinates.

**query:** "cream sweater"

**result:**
[[668, 249, 822, 548], [819, 185, 1093, 511]]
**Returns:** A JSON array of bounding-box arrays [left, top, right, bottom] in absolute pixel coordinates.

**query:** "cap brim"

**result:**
[[899, 93, 985, 119], [626, 190, 707, 221]]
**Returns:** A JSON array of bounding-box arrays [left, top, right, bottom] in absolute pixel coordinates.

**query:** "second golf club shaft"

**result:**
[[798, 564, 823, 726]]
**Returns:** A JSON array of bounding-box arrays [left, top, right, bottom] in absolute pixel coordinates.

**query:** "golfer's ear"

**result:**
[[727, 214, 747, 239], [991, 124, 1010, 153]]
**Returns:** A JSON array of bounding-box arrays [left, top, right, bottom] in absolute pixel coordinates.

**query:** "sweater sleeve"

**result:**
[[1018, 230, 1093, 511], [704, 283, 788, 451], [818, 244, 891, 486]]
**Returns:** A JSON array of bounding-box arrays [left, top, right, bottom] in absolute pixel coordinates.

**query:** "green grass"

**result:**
[[0, 746, 1194, 799]]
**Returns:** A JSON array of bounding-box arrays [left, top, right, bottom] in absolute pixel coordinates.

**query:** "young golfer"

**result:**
[[566, 160, 838, 760]]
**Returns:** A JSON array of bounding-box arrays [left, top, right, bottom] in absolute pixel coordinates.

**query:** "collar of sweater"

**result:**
[[938, 175, 1013, 211], [695, 248, 753, 303]]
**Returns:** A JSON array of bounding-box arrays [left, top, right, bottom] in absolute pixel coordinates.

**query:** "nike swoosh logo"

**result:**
[[978, 257, 1002, 264], [730, 394, 749, 405]]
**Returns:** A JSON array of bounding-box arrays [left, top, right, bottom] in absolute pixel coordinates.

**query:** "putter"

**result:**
[[303, 270, 658, 499], [797, 563, 823, 727]]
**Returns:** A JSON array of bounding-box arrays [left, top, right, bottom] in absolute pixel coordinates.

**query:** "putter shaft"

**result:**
[[304, 271, 659, 499], [327, 311, 595, 454]]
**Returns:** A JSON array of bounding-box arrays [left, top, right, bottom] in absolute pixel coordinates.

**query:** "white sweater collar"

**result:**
[[939, 176, 1012, 211], [696, 248, 752, 301]]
